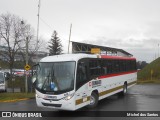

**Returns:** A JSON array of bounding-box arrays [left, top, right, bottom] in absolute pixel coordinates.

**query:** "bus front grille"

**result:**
[[42, 102, 62, 107]]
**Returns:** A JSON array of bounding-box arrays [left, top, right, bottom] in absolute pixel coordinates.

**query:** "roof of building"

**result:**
[[71, 41, 132, 57]]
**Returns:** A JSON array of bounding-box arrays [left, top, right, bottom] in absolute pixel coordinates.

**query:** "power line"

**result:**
[[39, 17, 54, 32]]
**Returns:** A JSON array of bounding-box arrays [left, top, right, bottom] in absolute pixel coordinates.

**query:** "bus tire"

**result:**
[[118, 83, 127, 96], [87, 92, 98, 108]]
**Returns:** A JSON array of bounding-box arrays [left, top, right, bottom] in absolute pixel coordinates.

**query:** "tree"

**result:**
[[0, 13, 22, 75], [48, 31, 63, 55], [18, 22, 46, 65], [0, 13, 36, 77], [137, 61, 148, 69]]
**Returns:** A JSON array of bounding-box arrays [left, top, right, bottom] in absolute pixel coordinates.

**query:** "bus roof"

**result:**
[[40, 54, 97, 62], [40, 54, 136, 62], [101, 55, 136, 60]]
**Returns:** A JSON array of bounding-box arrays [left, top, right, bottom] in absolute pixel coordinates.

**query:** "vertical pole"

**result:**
[[68, 24, 72, 54], [0, 35, 1, 69], [151, 70, 152, 81], [21, 20, 28, 93], [36, 0, 41, 63], [158, 43, 159, 58], [25, 37, 28, 93], [0, 36, 1, 45]]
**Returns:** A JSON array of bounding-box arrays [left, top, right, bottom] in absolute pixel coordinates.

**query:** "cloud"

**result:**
[[144, 21, 160, 38]]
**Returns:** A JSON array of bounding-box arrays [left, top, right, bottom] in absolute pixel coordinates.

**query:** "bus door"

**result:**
[[75, 60, 89, 107]]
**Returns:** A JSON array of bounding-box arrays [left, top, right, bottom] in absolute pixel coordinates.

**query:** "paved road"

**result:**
[[0, 84, 160, 120]]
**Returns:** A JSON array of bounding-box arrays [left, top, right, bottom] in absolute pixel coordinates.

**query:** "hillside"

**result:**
[[138, 57, 160, 81]]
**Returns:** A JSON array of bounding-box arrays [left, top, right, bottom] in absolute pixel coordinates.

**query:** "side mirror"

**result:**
[[32, 75, 36, 84], [31, 64, 39, 87], [32, 75, 37, 88]]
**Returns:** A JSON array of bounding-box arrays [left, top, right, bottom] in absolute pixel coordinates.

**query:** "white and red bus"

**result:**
[[33, 53, 137, 110]]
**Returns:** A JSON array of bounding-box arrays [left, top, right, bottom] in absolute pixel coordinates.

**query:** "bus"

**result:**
[[0, 72, 6, 92], [32, 53, 137, 110]]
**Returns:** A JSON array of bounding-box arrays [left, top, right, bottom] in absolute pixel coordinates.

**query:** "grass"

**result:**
[[138, 57, 160, 82], [0, 93, 35, 102], [137, 79, 160, 84]]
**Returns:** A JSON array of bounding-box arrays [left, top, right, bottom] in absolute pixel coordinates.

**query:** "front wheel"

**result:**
[[87, 92, 98, 108]]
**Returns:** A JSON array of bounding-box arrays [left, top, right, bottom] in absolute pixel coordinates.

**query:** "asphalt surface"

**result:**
[[0, 84, 160, 120]]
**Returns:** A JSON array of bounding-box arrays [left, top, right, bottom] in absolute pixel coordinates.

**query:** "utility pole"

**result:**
[[68, 24, 72, 54], [21, 20, 29, 93], [25, 36, 29, 93], [36, 0, 41, 63]]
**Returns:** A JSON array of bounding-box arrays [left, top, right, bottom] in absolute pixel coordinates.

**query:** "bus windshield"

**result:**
[[36, 62, 75, 93]]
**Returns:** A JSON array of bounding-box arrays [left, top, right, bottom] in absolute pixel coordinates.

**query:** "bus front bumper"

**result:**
[[36, 94, 76, 111]]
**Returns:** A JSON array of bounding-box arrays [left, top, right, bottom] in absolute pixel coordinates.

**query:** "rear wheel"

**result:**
[[87, 92, 98, 108], [118, 83, 127, 96]]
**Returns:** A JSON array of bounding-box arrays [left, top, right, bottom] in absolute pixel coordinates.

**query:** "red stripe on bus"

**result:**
[[101, 55, 136, 60], [98, 70, 137, 79]]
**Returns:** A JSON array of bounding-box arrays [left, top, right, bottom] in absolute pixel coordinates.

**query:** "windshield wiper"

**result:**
[[41, 71, 51, 90], [41, 65, 60, 91], [50, 66, 60, 90]]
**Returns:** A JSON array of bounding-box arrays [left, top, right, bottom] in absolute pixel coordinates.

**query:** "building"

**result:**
[[0, 45, 48, 62], [71, 41, 133, 57]]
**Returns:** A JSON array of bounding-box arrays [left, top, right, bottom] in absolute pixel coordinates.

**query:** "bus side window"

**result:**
[[78, 63, 87, 81], [107, 60, 112, 74], [76, 62, 87, 89], [102, 60, 107, 75], [89, 59, 103, 79]]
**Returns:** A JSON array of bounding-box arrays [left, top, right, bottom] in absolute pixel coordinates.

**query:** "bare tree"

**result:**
[[48, 30, 63, 55], [0, 13, 34, 77], [0, 13, 21, 75], [17, 21, 46, 65], [0, 13, 46, 71], [18, 37, 46, 65]]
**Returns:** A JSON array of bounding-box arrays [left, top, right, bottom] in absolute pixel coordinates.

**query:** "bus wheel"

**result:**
[[123, 83, 127, 94], [87, 92, 98, 108], [118, 83, 127, 96]]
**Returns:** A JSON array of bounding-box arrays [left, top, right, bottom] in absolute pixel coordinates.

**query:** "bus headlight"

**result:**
[[63, 93, 74, 100], [36, 94, 41, 98]]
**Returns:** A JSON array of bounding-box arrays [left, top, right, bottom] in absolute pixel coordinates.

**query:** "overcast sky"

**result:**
[[0, 0, 160, 62]]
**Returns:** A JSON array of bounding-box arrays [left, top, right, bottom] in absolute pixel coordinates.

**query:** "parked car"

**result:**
[[13, 69, 25, 77]]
